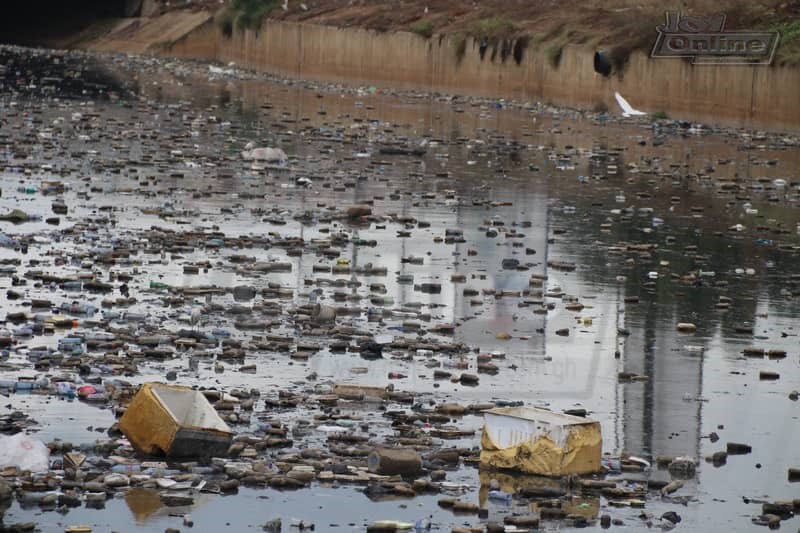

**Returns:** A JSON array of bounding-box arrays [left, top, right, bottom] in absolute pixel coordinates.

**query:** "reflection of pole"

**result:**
[[292, 84, 306, 294], [452, 201, 462, 327], [641, 300, 657, 455], [350, 226, 360, 300], [542, 198, 551, 351], [745, 147, 751, 182], [695, 344, 705, 460], [351, 164, 363, 300], [450, 106, 460, 142], [295, 186, 306, 292], [397, 194, 409, 307], [294, 83, 303, 129], [614, 284, 625, 453]]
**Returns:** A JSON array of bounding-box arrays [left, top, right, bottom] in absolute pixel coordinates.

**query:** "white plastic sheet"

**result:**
[[0, 433, 50, 472], [241, 147, 287, 164]]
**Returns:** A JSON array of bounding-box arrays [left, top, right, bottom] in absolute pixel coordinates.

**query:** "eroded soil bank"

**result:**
[[156, 18, 800, 132]]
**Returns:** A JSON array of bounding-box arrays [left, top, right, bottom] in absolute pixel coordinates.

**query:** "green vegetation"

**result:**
[[651, 110, 669, 120], [468, 16, 518, 42], [770, 20, 800, 66], [235, 0, 280, 30], [772, 20, 800, 44], [546, 42, 563, 68], [216, 0, 280, 35], [537, 25, 591, 69], [409, 19, 434, 38]]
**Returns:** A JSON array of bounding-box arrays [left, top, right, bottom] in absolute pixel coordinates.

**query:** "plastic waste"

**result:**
[[12, 379, 47, 391], [101, 310, 121, 321], [414, 517, 432, 532], [241, 146, 287, 164], [13, 326, 33, 337], [60, 302, 97, 315], [121, 312, 147, 322], [0, 433, 50, 472], [14, 381, 36, 391], [488, 490, 513, 503], [0, 234, 16, 248], [58, 336, 84, 355], [368, 521, 414, 532], [54, 381, 75, 397], [0, 209, 35, 222], [111, 464, 141, 474], [119, 383, 232, 458], [77, 384, 98, 397], [62, 280, 82, 291]]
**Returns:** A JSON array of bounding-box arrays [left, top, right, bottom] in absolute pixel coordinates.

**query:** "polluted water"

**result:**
[[0, 44, 799, 532]]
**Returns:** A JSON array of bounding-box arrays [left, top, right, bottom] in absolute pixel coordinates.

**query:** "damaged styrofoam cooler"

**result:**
[[480, 406, 601, 476], [119, 383, 232, 458]]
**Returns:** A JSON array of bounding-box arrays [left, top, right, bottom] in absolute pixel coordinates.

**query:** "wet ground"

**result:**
[[0, 45, 799, 532]]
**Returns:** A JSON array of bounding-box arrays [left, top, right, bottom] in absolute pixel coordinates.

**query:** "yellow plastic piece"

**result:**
[[119, 383, 231, 457], [479, 409, 602, 476]]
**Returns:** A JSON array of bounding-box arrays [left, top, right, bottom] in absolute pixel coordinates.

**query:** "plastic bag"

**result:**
[[0, 433, 50, 472]]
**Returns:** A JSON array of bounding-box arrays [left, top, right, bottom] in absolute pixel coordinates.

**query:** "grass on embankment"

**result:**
[[216, 0, 281, 36]]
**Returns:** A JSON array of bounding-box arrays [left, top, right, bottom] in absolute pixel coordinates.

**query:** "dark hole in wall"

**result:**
[[513, 36, 530, 65], [500, 39, 512, 63], [479, 38, 488, 60], [454, 36, 467, 64], [219, 15, 234, 39], [594, 50, 613, 77]]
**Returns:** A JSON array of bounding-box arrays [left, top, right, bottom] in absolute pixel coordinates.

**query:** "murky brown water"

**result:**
[[1, 45, 799, 532]]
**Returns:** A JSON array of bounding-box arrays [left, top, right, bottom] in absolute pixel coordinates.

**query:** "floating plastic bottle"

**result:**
[[111, 464, 141, 474], [54, 382, 76, 398], [488, 490, 513, 503], [0, 234, 16, 248], [211, 328, 231, 339], [60, 302, 97, 315]]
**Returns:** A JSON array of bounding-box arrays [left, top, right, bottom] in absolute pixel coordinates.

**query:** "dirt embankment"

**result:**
[[85, 11, 213, 54], [45, 0, 800, 130], [251, 0, 800, 68], [99, 0, 800, 68]]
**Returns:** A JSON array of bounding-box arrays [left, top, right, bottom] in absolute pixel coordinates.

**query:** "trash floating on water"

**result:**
[[0, 433, 50, 472], [119, 383, 233, 458], [240, 145, 287, 164], [480, 406, 602, 476]]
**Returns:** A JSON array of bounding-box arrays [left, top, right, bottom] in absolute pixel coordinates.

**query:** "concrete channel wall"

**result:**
[[164, 18, 800, 131]]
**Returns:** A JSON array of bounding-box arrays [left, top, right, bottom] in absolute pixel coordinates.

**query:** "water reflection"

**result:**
[[125, 487, 165, 523], [1, 45, 799, 531]]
